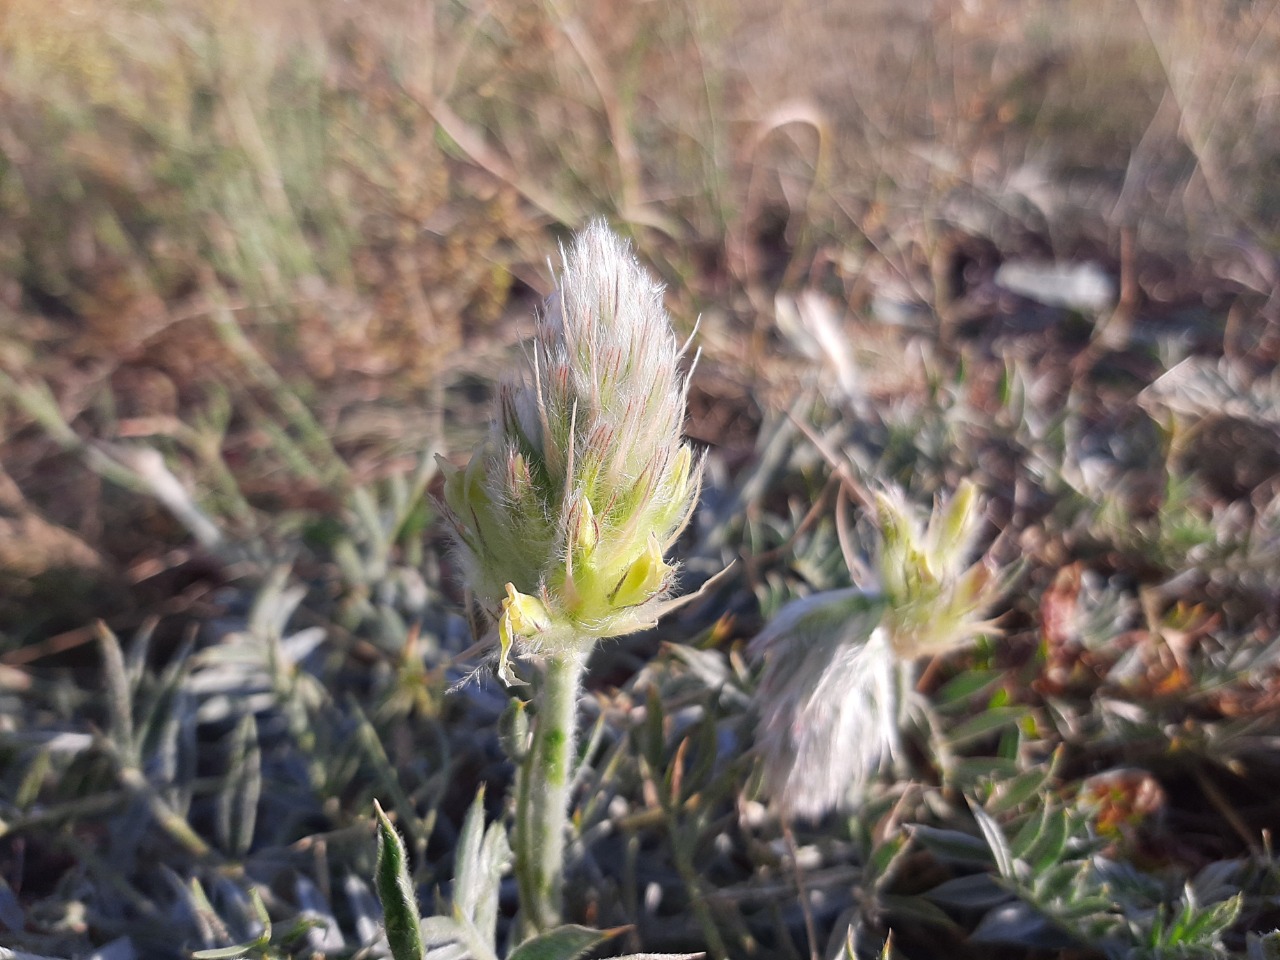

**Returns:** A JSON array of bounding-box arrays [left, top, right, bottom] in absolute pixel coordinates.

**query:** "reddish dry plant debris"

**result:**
[[1078, 767, 1167, 842]]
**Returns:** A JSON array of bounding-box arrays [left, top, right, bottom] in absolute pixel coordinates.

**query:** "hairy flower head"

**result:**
[[750, 481, 1007, 817], [440, 220, 703, 681]]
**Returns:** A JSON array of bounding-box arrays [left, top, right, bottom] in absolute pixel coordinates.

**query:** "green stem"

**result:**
[[516, 651, 587, 936]]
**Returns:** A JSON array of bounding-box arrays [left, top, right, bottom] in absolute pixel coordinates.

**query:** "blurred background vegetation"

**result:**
[[2, 1, 1279, 958]]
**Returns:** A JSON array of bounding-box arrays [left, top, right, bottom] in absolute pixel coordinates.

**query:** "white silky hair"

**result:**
[[750, 588, 900, 819], [749, 482, 1006, 818], [515, 220, 688, 491]]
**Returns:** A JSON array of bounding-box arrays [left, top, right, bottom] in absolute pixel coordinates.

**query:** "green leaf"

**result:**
[[375, 800, 426, 960], [191, 944, 260, 960], [1024, 808, 1070, 873], [987, 758, 1057, 815], [879, 894, 963, 930], [997, 362, 1014, 408], [945, 707, 1032, 749], [680, 706, 720, 800], [96, 621, 136, 761], [1053, 894, 1121, 921], [924, 874, 1013, 910], [867, 833, 909, 890], [1180, 893, 1242, 943], [910, 825, 994, 866], [1009, 803, 1050, 862], [192, 888, 272, 959], [969, 901, 1064, 948], [934, 669, 1005, 709], [452, 787, 511, 950], [972, 806, 1014, 879], [507, 924, 622, 960], [216, 712, 261, 858], [642, 687, 666, 774], [453, 789, 486, 914], [948, 756, 1021, 788], [1032, 860, 1086, 904], [986, 768, 1046, 814]]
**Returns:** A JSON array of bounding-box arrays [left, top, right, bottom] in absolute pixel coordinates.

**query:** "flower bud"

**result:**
[[440, 220, 703, 678]]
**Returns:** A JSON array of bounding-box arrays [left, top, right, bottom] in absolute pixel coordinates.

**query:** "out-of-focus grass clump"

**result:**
[[2, 0, 1280, 958]]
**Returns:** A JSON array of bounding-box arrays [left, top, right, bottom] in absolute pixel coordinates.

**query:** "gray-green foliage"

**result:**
[[915, 792, 1247, 958], [6, 4, 1280, 959], [373, 790, 701, 960]]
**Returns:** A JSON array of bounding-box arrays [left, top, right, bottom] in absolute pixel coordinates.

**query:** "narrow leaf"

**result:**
[[1009, 803, 1050, 863], [375, 801, 426, 960], [948, 756, 1020, 787], [1025, 808, 1070, 873], [453, 789, 487, 922], [507, 924, 621, 960], [910, 825, 995, 866], [987, 766, 1052, 815], [191, 889, 271, 959], [452, 787, 510, 949], [970, 901, 1073, 948], [867, 833, 909, 889], [879, 894, 962, 929], [945, 707, 1031, 749], [934, 669, 1004, 708], [96, 622, 135, 760], [924, 874, 1013, 910], [1182, 893, 1242, 942], [191, 944, 257, 960], [972, 806, 1014, 879]]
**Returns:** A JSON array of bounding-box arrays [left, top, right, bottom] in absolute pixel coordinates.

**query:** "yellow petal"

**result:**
[[497, 584, 549, 684], [610, 532, 672, 608]]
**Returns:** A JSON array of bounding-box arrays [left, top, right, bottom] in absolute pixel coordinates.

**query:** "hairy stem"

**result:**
[[516, 651, 586, 936]]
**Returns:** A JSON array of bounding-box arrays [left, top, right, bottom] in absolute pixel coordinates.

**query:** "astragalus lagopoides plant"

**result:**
[[751, 480, 1009, 819], [437, 219, 706, 934]]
